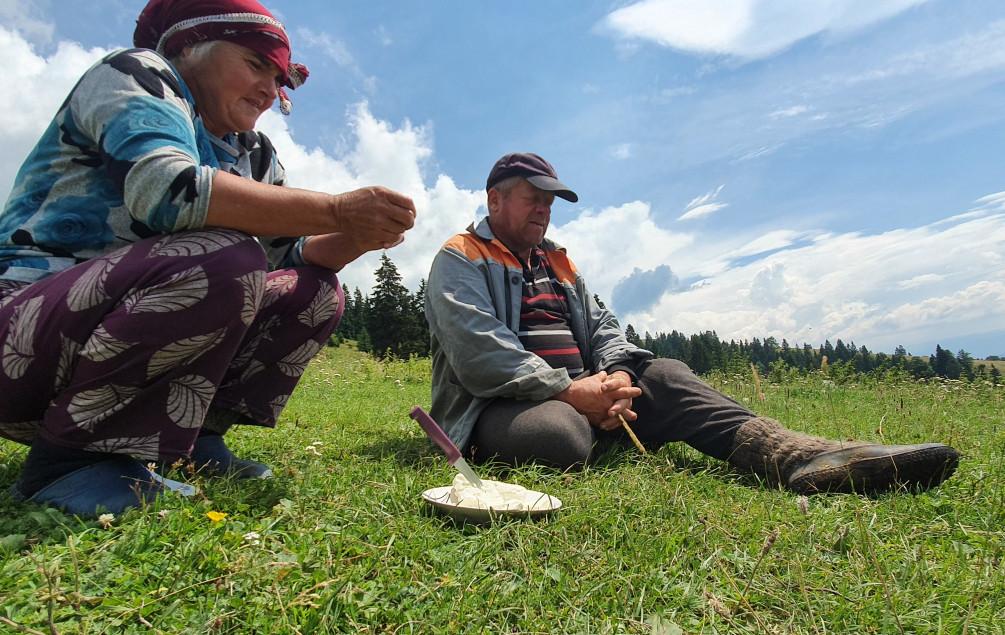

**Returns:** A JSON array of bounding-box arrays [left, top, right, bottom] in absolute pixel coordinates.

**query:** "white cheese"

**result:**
[[448, 474, 554, 512]]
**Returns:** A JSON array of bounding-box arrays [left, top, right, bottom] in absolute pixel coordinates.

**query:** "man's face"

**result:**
[[488, 179, 556, 258]]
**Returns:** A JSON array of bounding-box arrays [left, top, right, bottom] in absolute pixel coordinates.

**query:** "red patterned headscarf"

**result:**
[[134, 0, 309, 115]]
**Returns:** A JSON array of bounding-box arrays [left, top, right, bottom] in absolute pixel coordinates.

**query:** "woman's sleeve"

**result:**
[[70, 50, 214, 233]]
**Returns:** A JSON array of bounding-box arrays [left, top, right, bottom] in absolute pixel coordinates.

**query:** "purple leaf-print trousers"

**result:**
[[0, 229, 343, 461]]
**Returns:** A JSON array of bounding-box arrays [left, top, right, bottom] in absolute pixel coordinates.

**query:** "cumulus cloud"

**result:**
[[679, 184, 728, 221], [257, 105, 483, 292], [625, 200, 1005, 353], [0, 0, 55, 44], [0, 27, 111, 196], [600, 0, 928, 60], [748, 263, 788, 306], [548, 201, 693, 303], [611, 265, 681, 314], [0, 27, 481, 294]]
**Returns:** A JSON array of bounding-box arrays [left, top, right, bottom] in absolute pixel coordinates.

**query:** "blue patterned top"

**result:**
[[0, 48, 306, 283]]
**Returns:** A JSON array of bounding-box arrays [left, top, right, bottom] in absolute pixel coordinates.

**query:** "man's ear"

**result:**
[[487, 188, 500, 214]]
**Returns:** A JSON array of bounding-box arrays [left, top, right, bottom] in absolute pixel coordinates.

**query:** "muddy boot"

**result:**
[[728, 417, 959, 494]]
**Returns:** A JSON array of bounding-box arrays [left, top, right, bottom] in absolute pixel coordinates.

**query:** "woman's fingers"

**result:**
[[333, 187, 417, 238]]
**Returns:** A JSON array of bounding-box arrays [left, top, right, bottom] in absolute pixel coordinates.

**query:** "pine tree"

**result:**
[[624, 324, 642, 347], [351, 287, 369, 347], [956, 350, 975, 381], [336, 283, 356, 340], [366, 254, 414, 358], [403, 278, 431, 357], [933, 345, 961, 379]]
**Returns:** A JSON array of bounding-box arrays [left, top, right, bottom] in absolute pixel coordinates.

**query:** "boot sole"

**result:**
[[788, 444, 960, 495]]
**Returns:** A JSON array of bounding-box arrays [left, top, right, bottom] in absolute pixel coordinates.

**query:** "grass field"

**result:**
[[1, 346, 1003, 634]]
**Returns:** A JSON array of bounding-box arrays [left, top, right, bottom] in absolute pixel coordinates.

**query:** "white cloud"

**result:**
[[678, 202, 728, 221], [374, 25, 393, 47], [296, 27, 377, 94], [733, 144, 783, 163], [0, 0, 55, 44], [623, 203, 1005, 353], [601, 0, 928, 60], [679, 184, 728, 221], [769, 105, 810, 118], [258, 105, 483, 292], [897, 273, 945, 290], [725, 229, 804, 260], [549, 201, 693, 301], [0, 27, 110, 197], [610, 143, 633, 160], [0, 27, 480, 295]]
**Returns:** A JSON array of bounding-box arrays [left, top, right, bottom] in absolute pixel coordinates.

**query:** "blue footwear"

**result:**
[[11, 456, 164, 517], [190, 435, 272, 479]]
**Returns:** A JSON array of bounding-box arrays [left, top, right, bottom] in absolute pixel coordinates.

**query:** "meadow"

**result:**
[[1, 345, 1002, 634]]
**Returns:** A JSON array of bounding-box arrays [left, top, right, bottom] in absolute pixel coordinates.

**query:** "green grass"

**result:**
[[1, 346, 1003, 634]]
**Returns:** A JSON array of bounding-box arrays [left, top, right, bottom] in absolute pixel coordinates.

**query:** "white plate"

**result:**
[[421, 486, 563, 523]]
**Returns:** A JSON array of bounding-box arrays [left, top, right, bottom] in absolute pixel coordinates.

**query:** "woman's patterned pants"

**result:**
[[0, 229, 343, 460]]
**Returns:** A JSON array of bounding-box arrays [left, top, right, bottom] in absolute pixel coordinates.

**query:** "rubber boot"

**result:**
[[729, 417, 959, 494]]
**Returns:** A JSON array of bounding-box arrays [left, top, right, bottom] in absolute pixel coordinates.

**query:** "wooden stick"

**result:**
[[618, 414, 647, 455]]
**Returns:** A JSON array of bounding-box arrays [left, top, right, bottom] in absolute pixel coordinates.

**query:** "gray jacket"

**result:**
[[425, 217, 653, 449]]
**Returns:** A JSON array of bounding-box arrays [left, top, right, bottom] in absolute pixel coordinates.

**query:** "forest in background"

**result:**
[[335, 255, 1002, 384]]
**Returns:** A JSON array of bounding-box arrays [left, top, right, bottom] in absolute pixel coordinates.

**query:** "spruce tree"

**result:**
[[352, 287, 369, 347], [956, 350, 975, 381], [404, 278, 431, 357], [366, 254, 413, 358], [624, 324, 642, 347]]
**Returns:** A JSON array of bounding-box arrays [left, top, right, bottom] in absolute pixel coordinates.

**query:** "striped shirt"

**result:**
[[518, 248, 584, 377]]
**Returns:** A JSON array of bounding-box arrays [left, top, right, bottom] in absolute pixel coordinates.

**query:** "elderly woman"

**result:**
[[0, 0, 415, 516]]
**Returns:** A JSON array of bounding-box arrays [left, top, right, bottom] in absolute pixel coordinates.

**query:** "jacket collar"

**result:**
[[466, 216, 566, 254]]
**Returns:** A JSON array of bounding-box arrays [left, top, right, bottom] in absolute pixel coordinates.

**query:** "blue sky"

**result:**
[[2, 0, 1003, 357]]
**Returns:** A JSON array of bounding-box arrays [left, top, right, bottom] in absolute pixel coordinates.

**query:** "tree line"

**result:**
[[335, 254, 430, 359], [336, 255, 1001, 384], [622, 325, 1000, 383]]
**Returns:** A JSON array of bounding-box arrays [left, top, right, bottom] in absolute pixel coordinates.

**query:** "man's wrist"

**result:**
[[605, 365, 637, 384]]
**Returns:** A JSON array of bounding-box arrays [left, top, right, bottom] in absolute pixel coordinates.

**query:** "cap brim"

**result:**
[[526, 175, 579, 203]]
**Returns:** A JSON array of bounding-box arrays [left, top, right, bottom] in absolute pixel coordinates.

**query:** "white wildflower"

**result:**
[[243, 531, 261, 546], [98, 513, 115, 528]]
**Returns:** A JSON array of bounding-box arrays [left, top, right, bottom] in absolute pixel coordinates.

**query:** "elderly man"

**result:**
[[423, 152, 959, 494]]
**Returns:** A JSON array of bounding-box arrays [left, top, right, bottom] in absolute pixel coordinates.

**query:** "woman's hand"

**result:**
[[205, 173, 416, 246], [330, 186, 416, 249]]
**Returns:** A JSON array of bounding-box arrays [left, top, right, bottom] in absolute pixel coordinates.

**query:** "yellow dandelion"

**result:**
[[206, 511, 228, 523]]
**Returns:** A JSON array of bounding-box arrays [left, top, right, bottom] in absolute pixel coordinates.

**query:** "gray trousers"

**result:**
[[472, 358, 755, 469]]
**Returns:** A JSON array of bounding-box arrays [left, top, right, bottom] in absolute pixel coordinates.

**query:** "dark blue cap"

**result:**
[[486, 152, 578, 202]]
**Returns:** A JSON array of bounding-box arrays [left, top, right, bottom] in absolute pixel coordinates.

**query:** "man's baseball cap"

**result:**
[[486, 152, 579, 202]]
